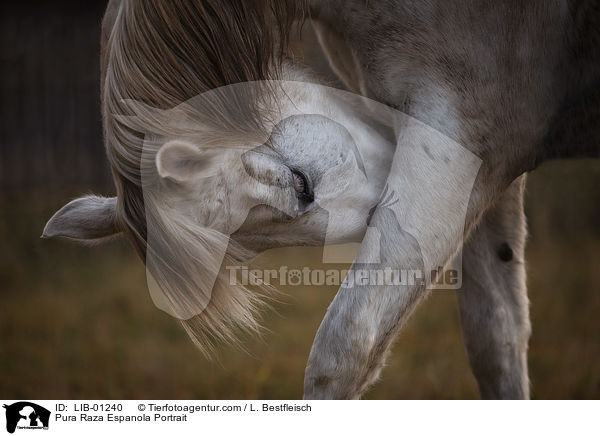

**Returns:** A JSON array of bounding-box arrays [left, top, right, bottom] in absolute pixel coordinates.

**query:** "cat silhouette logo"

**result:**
[[3, 402, 50, 434]]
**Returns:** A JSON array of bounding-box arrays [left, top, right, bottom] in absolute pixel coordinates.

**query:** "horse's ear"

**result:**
[[156, 140, 222, 183], [42, 195, 119, 241]]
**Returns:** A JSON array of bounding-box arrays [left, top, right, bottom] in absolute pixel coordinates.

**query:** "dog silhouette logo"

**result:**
[[3, 402, 50, 434]]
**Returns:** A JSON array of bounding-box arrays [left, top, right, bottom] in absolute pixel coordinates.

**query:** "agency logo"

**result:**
[[3, 402, 50, 434]]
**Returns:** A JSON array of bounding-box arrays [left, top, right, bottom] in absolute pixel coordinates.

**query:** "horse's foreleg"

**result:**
[[303, 114, 505, 399], [457, 175, 531, 399], [304, 207, 431, 399]]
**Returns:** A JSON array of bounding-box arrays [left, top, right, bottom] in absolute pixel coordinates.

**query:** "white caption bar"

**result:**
[[1, 400, 598, 436]]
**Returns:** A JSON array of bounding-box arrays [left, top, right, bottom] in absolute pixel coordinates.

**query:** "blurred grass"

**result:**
[[0, 160, 599, 399]]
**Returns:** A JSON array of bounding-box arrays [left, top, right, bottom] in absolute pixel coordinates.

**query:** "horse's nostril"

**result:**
[[291, 169, 314, 203], [367, 206, 377, 226], [292, 171, 306, 193]]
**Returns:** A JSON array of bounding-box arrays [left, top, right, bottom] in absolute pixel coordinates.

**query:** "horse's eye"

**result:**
[[291, 169, 314, 203]]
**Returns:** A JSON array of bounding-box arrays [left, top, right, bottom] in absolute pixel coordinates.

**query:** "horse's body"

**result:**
[[305, 0, 600, 399], [43, 0, 599, 399]]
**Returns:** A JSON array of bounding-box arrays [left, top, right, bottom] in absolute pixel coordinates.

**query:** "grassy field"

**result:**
[[1, 160, 599, 399]]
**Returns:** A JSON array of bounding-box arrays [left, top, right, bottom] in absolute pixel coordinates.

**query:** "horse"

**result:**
[[42, 0, 600, 399]]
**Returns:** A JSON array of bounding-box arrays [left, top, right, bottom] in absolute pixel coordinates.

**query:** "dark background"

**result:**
[[1, 1, 110, 191], [1, 1, 599, 399]]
